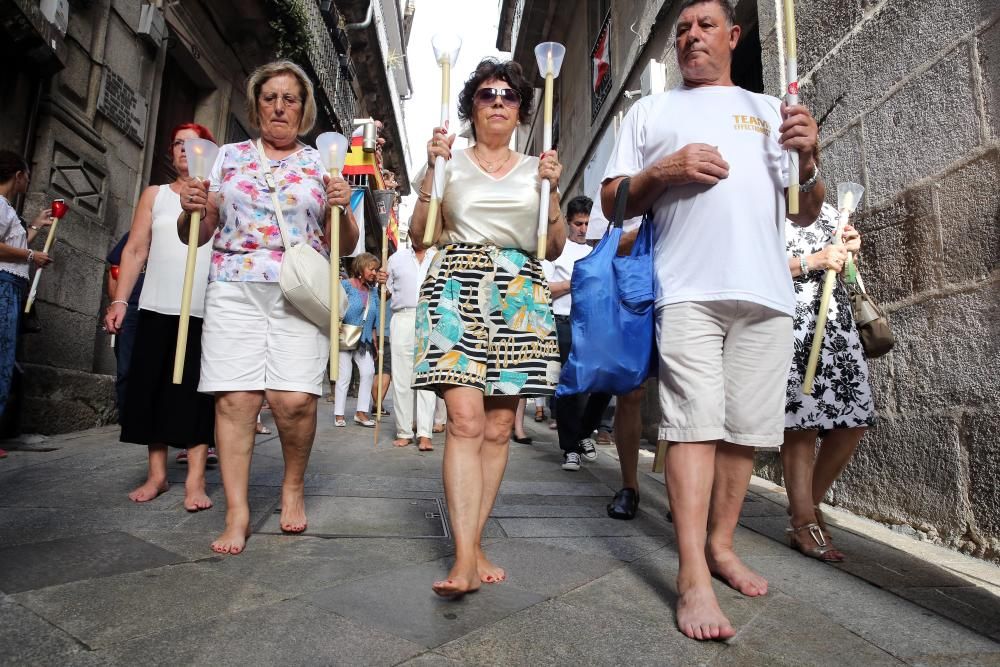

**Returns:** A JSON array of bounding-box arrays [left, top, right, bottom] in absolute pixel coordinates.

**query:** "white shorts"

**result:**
[[656, 300, 793, 448], [199, 281, 329, 396]]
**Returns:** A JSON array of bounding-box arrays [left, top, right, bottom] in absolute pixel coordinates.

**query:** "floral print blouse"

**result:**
[[208, 140, 328, 282]]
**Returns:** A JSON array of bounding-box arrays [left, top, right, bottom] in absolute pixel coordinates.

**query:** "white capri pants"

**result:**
[[335, 348, 375, 416]]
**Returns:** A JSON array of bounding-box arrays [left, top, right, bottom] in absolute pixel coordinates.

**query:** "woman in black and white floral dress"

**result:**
[[782, 202, 875, 562]]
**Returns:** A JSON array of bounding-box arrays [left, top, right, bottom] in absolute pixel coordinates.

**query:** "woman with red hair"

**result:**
[[104, 123, 218, 510]]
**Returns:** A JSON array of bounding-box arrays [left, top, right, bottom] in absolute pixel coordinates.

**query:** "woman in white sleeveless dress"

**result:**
[[104, 123, 217, 511]]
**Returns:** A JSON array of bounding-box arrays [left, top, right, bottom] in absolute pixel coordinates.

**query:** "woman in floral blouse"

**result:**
[[179, 60, 359, 555], [782, 202, 874, 562]]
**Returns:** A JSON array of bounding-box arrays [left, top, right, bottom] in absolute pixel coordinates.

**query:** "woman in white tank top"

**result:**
[[104, 124, 218, 511]]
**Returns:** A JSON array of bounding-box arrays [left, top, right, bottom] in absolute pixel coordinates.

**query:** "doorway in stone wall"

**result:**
[[149, 55, 200, 187]]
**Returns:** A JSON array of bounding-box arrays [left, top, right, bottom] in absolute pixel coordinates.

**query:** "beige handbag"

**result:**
[[255, 139, 342, 331], [338, 290, 370, 351]]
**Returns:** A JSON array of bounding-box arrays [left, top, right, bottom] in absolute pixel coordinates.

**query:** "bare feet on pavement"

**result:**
[[183, 484, 213, 511], [280, 485, 308, 533], [393, 438, 411, 447], [707, 547, 768, 597], [476, 549, 505, 583], [211, 511, 251, 555], [432, 560, 481, 597], [676, 583, 736, 641], [128, 478, 168, 502]]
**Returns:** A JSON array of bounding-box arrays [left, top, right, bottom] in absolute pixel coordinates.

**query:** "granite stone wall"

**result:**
[[756, 0, 1000, 561]]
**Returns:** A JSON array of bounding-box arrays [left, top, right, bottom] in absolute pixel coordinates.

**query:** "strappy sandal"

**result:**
[[787, 521, 845, 562], [534, 407, 545, 422]]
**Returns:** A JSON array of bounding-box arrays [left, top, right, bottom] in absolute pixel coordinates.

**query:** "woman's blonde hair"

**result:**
[[351, 252, 380, 278], [245, 60, 317, 135]]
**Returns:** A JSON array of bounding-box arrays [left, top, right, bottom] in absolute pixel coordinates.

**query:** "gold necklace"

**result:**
[[473, 146, 512, 174]]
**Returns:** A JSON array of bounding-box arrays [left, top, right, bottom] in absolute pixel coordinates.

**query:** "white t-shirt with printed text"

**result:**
[[602, 85, 795, 316]]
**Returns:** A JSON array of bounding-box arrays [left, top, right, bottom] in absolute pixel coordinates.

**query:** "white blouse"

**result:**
[[0, 196, 28, 280]]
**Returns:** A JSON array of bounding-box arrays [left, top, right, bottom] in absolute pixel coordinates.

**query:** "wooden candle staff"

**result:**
[[24, 199, 68, 314], [374, 222, 389, 445], [802, 182, 864, 395], [533, 42, 565, 259], [782, 0, 800, 215], [316, 132, 350, 379], [422, 33, 462, 246], [173, 138, 219, 384]]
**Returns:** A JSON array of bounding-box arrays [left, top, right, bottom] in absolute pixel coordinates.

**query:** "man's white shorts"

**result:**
[[656, 300, 792, 448], [199, 281, 329, 396]]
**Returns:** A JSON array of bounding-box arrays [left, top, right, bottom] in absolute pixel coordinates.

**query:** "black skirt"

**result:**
[[120, 310, 215, 447]]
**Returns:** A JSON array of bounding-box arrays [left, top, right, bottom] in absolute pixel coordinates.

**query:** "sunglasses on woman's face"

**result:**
[[474, 87, 522, 108]]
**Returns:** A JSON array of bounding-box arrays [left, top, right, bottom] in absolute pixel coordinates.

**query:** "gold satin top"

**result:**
[[433, 149, 541, 252]]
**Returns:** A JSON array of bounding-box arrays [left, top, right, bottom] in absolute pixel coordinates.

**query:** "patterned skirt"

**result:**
[[412, 243, 560, 397]]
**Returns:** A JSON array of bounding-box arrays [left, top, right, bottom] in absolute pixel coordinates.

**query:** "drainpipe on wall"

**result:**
[[345, 0, 374, 30]]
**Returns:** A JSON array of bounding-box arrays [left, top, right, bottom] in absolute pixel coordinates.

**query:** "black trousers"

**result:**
[[554, 317, 613, 453]]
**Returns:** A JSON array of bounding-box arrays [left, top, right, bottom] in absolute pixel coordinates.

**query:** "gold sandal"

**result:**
[[787, 521, 845, 562]]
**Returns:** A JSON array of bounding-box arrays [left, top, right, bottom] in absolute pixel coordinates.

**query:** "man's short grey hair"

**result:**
[[677, 0, 737, 27], [245, 59, 317, 135]]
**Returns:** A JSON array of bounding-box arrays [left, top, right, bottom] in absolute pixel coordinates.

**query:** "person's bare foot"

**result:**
[[432, 560, 481, 597], [676, 583, 736, 641], [211, 510, 251, 555], [393, 438, 411, 447], [476, 549, 505, 583], [417, 437, 434, 451], [279, 485, 307, 533], [128, 478, 168, 502], [432, 423, 445, 433], [183, 484, 213, 512], [706, 546, 768, 597]]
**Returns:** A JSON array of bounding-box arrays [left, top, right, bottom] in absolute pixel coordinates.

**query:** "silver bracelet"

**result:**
[[798, 255, 809, 276], [110, 299, 129, 307], [799, 163, 820, 192]]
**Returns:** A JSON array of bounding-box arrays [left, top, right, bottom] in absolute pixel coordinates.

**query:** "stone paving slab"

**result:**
[[514, 535, 675, 562], [479, 539, 624, 597], [257, 495, 447, 537], [303, 558, 546, 648], [0, 531, 185, 595], [0, 594, 98, 667], [889, 586, 1000, 642], [436, 598, 722, 666], [100, 599, 425, 666], [0, 507, 183, 548], [496, 515, 672, 538], [727, 593, 904, 666], [14, 562, 285, 649], [726, 527, 1000, 662]]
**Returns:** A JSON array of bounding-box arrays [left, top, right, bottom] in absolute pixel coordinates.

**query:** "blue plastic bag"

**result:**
[[556, 178, 656, 397]]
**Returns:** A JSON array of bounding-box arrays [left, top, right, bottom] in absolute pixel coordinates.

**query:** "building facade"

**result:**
[[499, 0, 1000, 561], [1, 0, 411, 434]]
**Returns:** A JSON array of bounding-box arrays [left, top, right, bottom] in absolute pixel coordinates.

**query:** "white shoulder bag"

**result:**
[[256, 139, 346, 331]]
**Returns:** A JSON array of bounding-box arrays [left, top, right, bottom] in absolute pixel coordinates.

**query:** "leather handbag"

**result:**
[[849, 270, 894, 358], [338, 290, 370, 351], [256, 139, 340, 331]]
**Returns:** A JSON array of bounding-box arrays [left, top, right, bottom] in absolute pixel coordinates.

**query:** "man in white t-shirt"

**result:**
[[386, 229, 438, 450], [601, 0, 824, 641]]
